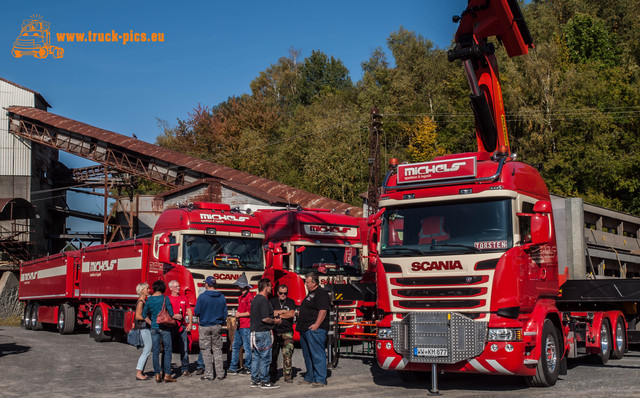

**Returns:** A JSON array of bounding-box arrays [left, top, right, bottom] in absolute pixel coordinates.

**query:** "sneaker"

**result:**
[[195, 369, 204, 375], [298, 379, 312, 385], [238, 368, 251, 376], [250, 381, 260, 388], [311, 382, 326, 388], [201, 376, 214, 381], [182, 371, 192, 377], [260, 382, 281, 389], [227, 369, 241, 375], [217, 374, 226, 380]]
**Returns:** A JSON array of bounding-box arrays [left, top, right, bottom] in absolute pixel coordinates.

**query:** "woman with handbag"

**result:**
[[142, 280, 178, 383], [134, 282, 152, 381]]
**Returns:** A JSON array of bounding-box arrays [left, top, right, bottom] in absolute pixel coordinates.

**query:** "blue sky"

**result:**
[[3, 0, 467, 232]]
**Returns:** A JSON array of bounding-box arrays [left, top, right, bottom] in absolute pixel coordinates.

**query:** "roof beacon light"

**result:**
[[389, 158, 399, 168]]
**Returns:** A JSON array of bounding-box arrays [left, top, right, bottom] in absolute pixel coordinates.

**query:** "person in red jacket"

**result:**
[[168, 280, 193, 377], [227, 272, 254, 375]]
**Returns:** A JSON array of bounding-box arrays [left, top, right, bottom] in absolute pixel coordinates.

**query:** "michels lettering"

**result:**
[[404, 161, 467, 177], [21, 271, 38, 281], [88, 259, 117, 272], [199, 214, 249, 223], [411, 260, 463, 271], [309, 225, 350, 234]]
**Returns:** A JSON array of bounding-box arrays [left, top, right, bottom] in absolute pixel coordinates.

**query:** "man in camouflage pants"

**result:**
[[269, 284, 296, 383]]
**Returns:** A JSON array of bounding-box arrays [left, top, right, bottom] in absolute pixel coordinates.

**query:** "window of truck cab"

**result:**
[[181, 234, 264, 271], [380, 198, 514, 256], [293, 245, 361, 276]]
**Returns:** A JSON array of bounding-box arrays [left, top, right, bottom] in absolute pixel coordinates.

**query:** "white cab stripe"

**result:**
[[468, 359, 489, 373], [487, 360, 513, 375], [117, 257, 142, 270], [35, 266, 67, 279]]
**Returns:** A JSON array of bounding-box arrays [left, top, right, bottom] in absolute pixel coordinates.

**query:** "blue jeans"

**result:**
[[250, 331, 272, 383], [136, 328, 152, 371], [151, 328, 172, 375], [300, 329, 327, 384], [229, 328, 252, 372], [172, 327, 190, 372]]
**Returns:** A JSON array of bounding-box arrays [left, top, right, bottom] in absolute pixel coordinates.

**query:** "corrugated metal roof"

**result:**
[[0, 77, 51, 108], [7, 106, 362, 216]]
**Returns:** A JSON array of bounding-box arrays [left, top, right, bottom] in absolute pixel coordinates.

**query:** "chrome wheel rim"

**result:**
[[94, 313, 102, 335], [616, 322, 624, 350], [601, 323, 610, 353], [58, 310, 65, 330], [545, 335, 557, 372]]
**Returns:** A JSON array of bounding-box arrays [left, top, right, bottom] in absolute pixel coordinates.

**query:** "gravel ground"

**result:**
[[1, 325, 639, 398]]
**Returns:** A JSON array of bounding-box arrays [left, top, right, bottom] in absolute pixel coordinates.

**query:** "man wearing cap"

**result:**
[[194, 276, 227, 381], [227, 272, 254, 376], [250, 278, 281, 389]]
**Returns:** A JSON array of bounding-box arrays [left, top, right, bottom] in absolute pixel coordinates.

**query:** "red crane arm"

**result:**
[[448, 0, 534, 155]]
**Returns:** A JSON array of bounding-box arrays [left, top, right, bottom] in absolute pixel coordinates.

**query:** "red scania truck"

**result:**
[[369, 0, 638, 391], [255, 208, 375, 342], [20, 202, 265, 344]]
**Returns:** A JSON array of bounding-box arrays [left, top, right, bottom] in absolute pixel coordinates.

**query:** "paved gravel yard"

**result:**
[[1, 326, 639, 398]]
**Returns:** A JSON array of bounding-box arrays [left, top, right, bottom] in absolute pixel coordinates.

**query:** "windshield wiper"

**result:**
[[429, 242, 480, 253], [382, 247, 426, 256]]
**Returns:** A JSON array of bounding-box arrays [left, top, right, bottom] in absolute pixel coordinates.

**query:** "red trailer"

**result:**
[[20, 202, 265, 346]]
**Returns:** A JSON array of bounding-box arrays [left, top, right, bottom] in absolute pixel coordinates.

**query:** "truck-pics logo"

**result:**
[[397, 157, 476, 184], [11, 15, 64, 59], [411, 260, 463, 271], [304, 224, 358, 237], [200, 214, 249, 223]]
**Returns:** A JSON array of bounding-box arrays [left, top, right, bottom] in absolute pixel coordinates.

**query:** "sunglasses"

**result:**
[[278, 292, 288, 295]]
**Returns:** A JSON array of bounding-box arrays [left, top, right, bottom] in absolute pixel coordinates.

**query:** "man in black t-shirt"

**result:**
[[249, 278, 282, 389], [269, 284, 296, 383], [295, 272, 330, 387]]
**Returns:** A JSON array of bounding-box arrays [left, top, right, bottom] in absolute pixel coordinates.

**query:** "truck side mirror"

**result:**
[[158, 232, 178, 263], [530, 214, 550, 245], [367, 207, 386, 227]]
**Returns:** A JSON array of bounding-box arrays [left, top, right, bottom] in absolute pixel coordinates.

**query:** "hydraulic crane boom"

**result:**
[[448, 0, 533, 155]]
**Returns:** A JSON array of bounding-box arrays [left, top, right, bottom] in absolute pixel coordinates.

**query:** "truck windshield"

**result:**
[[380, 198, 513, 256], [182, 235, 264, 271], [294, 245, 361, 276]]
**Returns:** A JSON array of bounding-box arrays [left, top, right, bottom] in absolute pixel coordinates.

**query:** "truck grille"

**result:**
[[392, 312, 487, 364], [390, 275, 490, 313]]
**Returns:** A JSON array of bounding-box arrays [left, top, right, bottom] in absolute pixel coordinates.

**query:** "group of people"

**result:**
[[132, 272, 330, 389]]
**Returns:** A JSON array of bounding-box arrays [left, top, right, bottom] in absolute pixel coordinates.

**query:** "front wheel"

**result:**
[[92, 307, 112, 342], [611, 316, 626, 359], [525, 319, 560, 387]]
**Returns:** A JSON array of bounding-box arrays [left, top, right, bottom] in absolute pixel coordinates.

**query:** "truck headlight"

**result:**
[[487, 328, 522, 341], [377, 328, 393, 339]]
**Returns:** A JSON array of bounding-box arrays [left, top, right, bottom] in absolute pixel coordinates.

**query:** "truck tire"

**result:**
[[57, 304, 76, 335], [30, 303, 43, 331], [593, 319, 611, 364], [525, 319, 560, 387], [23, 303, 33, 330], [612, 316, 626, 359], [91, 307, 112, 342]]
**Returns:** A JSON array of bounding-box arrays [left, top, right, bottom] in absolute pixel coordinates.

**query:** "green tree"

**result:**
[[297, 50, 353, 105]]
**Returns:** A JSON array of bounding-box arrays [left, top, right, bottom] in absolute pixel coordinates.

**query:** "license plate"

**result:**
[[414, 347, 448, 357]]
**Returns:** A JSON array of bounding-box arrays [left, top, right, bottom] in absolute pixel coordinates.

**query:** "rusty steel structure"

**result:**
[[6, 106, 362, 245]]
